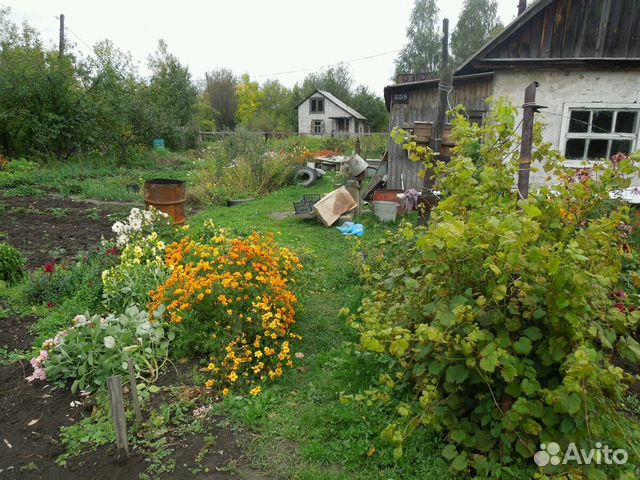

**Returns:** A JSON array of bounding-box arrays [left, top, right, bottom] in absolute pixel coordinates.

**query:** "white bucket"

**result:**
[[373, 201, 399, 222], [345, 153, 368, 177]]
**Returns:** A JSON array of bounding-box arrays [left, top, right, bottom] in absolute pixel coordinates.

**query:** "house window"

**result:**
[[564, 108, 639, 161], [313, 120, 323, 135], [310, 97, 324, 114]]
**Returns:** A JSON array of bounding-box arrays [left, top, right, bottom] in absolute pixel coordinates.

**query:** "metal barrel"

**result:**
[[144, 179, 186, 225]]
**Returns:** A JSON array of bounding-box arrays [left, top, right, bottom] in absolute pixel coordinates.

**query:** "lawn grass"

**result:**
[[188, 176, 453, 479]]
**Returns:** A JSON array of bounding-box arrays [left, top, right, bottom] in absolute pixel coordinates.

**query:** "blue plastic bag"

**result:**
[[336, 222, 365, 237]]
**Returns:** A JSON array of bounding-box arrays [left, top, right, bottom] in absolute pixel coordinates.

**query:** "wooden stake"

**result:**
[[419, 18, 451, 225], [517, 81, 539, 200], [107, 376, 129, 462], [127, 359, 143, 423]]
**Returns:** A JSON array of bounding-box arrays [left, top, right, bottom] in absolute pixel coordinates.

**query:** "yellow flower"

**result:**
[[205, 379, 214, 388], [249, 386, 262, 396], [208, 363, 215, 371], [222, 388, 230, 396]]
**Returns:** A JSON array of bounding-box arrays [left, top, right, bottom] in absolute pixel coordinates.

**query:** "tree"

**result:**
[[83, 39, 148, 162], [251, 79, 294, 132], [299, 64, 354, 104], [235, 74, 262, 126], [395, 0, 441, 76], [147, 40, 198, 147], [350, 86, 389, 132], [451, 0, 503, 66], [203, 69, 238, 131]]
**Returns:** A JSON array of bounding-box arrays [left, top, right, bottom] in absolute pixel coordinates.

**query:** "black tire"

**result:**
[[294, 167, 318, 187]]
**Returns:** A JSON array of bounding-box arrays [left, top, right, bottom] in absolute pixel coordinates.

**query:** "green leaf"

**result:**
[[522, 327, 542, 341], [446, 364, 469, 384], [451, 453, 468, 471], [442, 444, 458, 461], [560, 392, 581, 414], [513, 337, 532, 355], [393, 446, 403, 459]]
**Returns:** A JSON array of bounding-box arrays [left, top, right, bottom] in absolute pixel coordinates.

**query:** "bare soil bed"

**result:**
[[0, 194, 270, 480], [0, 195, 120, 270]]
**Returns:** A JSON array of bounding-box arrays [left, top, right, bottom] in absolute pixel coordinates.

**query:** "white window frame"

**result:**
[[560, 102, 640, 168]]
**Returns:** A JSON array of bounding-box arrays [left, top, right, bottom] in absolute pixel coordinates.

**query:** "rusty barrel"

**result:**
[[144, 179, 186, 225]]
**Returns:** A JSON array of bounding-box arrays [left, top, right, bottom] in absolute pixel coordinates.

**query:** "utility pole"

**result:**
[[517, 81, 541, 200], [59, 14, 65, 58], [418, 18, 452, 225]]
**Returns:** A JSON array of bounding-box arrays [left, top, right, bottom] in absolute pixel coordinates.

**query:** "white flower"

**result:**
[[103, 336, 116, 349]]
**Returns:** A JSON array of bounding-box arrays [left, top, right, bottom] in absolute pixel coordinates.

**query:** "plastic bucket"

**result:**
[[373, 201, 399, 222], [152, 138, 165, 150], [144, 178, 186, 225]]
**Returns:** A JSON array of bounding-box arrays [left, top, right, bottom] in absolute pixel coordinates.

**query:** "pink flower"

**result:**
[[614, 290, 627, 301], [26, 367, 46, 382]]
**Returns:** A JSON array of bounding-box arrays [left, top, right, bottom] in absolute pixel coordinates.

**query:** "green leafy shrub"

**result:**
[[349, 100, 640, 478], [35, 306, 172, 393], [0, 242, 24, 285]]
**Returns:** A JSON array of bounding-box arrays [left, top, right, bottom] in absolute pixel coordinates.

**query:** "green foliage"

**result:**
[[451, 0, 504, 66], [352, 100, 640, 477], [147, 39, 199, 149], [0, 242, 24, 285], [57, 397, 115, 466], [188, 130, 298, 204], [0, 9, 198, 160], [395, 0, 441, 75], [350, 86, 389, 133], [44, 306, 172, 393]]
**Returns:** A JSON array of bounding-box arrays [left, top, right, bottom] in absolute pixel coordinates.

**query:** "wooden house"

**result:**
[[297, 90, 368, 137], [384, 0, 640, 190]]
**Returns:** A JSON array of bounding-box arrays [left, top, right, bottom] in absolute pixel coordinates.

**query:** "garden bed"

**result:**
[[0, 195, 122, 270], [0, 193, 273, 479]]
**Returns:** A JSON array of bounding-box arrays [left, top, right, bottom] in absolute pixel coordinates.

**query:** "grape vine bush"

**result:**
[[347, 99, 640, 479]]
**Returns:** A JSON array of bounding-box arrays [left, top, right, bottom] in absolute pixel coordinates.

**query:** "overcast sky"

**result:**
[[4, 0, 519, 96]]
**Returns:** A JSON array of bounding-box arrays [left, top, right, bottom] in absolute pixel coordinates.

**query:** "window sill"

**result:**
[[562, 160, 603, 169]]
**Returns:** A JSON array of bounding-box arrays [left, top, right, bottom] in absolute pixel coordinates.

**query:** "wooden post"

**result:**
[[419, 18, 451, 225], [58, 14, 65, 58], [517, 81, 539, 200], [127, 359, 143, 423], [355, 137, 362, 156], [107, 376, 129, 462]]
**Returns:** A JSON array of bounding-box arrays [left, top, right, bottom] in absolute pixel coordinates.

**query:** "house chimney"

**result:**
[[518, 0, 527, 15]]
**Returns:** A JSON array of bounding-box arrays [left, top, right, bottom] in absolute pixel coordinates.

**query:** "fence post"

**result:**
[[107, 376, 129, 462], [127, 359, 143, 423], [517, 81, 540, 200]]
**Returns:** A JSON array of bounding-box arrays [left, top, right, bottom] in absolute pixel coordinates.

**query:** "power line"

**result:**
[[252, 49, 400, 78], [65, 26, 93, 53]]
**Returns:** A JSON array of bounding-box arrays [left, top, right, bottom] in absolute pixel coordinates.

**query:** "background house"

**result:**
[[384, 0, 640, 191], [297, 90, 368, 136]]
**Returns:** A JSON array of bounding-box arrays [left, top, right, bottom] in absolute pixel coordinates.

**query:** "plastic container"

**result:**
[[373, 201, 399, 222], [152, 138, 165, 150]]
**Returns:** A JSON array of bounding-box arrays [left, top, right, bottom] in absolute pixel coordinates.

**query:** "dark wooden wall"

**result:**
[[387, 76, 494, 191], [485, 0, 640, 60]]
